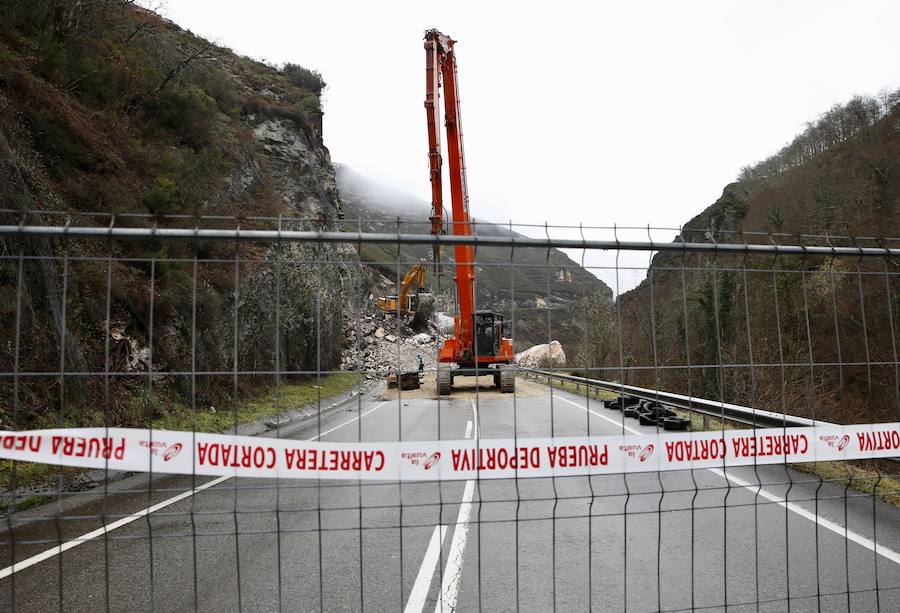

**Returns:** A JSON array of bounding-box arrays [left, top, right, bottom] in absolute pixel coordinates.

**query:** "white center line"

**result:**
[[0, 400, 389, 580], [556, 392, 900, 566], [431, 401, 478, 613], [404, 525, 448, 613], [434, 480, 475, 613]]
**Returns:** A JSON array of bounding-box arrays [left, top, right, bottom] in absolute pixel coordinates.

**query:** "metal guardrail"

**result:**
[[521, 367, 834, 429], [525, 368, 900, 467]]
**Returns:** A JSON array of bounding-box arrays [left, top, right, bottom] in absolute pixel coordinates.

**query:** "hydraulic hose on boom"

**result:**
[[424, 29, 514, 395]]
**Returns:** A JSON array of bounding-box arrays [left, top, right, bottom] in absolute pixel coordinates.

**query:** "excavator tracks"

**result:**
[[498, 367, 515, 393], [437, 370, 453, 395]]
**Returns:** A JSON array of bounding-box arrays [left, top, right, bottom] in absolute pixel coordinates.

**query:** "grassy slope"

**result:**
[[1, 372, 361, 501]]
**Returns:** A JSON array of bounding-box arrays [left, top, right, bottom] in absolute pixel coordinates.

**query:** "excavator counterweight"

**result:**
[[424, 29, 514, 394]]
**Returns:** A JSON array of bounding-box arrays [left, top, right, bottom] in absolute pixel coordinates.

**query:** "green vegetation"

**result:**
[[540, 376, 617, 401], [282, 63, 326, 95], [0, 2, 346, 437], [676, 408, 900, 508], [0, 373, 361, 501], [672, 408, 737, 433], [528, 375, 900, 509], [577, 88, 900, 427], [143, 176, 179, 215], [792, 461, 900, 507], [0, 461, 70, 493], [738, 93, 898, 183], [151, 373, 362, 433], [0, 494, 52, 515]]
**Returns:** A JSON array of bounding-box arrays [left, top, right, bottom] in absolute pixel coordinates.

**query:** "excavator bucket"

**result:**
[[410, 292, 434, 331]]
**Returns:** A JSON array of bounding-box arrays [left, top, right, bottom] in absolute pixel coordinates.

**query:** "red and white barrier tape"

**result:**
[[1, 423, 898, 481]]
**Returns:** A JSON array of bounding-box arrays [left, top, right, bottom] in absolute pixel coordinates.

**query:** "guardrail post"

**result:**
[[702, 414, 709, 430]]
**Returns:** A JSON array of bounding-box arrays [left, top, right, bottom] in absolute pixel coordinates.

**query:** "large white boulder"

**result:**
[[516, 340, 567, 369], [435, 312, 455, 334]]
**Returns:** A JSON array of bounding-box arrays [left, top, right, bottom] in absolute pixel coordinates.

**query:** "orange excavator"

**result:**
[[424, 29, 515, 394], [375, 258, 434, 328]]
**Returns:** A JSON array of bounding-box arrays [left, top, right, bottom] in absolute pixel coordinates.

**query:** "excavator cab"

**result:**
[[474, 311, 504, 358]]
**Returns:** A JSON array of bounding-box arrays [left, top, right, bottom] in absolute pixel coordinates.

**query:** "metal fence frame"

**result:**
[[1, 218, 899, 612]]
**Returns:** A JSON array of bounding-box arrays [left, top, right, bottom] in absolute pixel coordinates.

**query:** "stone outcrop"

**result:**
[[516, 340, 567, 369]]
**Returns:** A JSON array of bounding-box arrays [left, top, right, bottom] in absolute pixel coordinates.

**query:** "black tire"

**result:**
[[499, 368, 515, 393], [437, 370, 452, 395], [661, 416, 690, 431], [643, 405, 675, 420], [638, 413, 658, 426]]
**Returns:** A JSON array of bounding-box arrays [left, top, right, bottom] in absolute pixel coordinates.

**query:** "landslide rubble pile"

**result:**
[[340, 313, 440, 378]]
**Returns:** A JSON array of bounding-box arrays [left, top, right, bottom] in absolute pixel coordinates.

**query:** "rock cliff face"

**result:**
[[0, 3, 350, 426]]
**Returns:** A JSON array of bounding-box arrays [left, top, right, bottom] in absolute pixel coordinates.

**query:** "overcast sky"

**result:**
[[159, 0, 900, 292]]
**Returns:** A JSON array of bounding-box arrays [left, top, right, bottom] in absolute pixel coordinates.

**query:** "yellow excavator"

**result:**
[[376, 259, 435, 328]]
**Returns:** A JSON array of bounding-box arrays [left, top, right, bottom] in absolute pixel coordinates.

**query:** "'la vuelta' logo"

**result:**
[[402, 451, 441, 469], [819, 433, 851, 451], [162, 443, 183, 462], [423, 452, 441, 469], [619, 443, 653, 462]]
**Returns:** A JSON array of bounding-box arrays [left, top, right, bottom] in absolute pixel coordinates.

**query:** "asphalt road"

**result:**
[[2, 380, 900, 612]]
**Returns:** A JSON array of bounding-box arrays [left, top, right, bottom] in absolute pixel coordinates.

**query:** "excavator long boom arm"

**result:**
[[424, 29, 476, 354]]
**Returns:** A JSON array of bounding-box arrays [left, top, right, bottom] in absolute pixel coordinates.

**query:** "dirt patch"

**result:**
[[378, 373, 547, 401]]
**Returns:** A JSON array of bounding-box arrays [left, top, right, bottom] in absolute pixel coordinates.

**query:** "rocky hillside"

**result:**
[[0, 2, 350, 427], [336, 165, 614, 357], [602, 92, 900, 425]]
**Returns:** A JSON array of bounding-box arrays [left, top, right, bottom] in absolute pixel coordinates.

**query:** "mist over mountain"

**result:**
[[335, 164, 613, 357]]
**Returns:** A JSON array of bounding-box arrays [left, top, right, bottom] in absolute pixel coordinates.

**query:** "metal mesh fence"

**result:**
[[1, 214, 899, 612]]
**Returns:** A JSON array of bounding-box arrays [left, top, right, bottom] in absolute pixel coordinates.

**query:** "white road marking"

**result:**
[[556, 391, 900, 566], [0, 474, 229, 581], [433, 406, 478, 613], [434, 480, 475, 613], [556, 395, 641, 435], [403, 525, 448, 613], [0, 400, 389, 580], [709, 467, 900, 566]]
